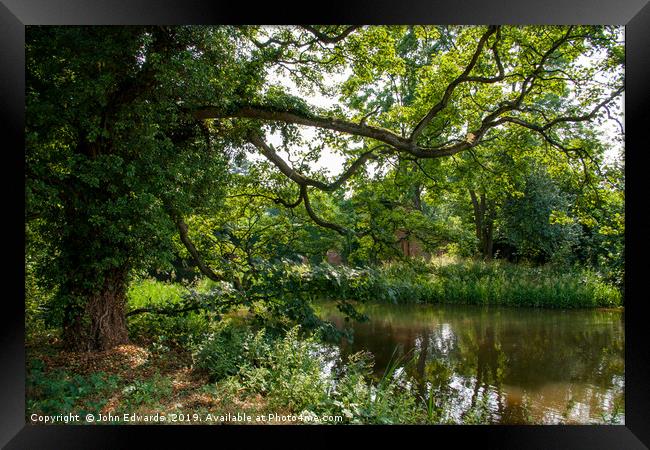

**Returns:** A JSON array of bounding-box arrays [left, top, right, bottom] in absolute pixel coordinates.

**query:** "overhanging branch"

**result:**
[[171, 213, 243, 291], [299, 185, 348, 236], [248, 132, 380, 192]]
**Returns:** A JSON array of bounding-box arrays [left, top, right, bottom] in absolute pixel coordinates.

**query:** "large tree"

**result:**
[[26, 25, 624, 350], [26, 26, 261, 350]]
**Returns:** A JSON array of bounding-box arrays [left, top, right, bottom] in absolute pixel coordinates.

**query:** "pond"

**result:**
[[317, 302, 624, 424]]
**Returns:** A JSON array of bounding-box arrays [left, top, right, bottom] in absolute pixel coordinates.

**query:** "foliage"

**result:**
[[192, 320, 250, 381], [27, 358, 121, 417], [388, 257, 621, 308], [25, 254, 54, 338], [499, 166, 582, 263], [26, 24, 624, 352], [126, 278, 213, 347], [238, 258, 622, 308], [25, 26, 248, 347], [200, 326, 428, 424], [120, 373, 174, 409]]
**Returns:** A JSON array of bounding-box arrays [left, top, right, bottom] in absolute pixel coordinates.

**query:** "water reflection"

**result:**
[[318, 303, 624, 424]]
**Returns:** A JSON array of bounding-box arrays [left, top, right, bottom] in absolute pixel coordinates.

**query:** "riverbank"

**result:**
[[374, 257, 622, 307], [26, 299, 624, 425], [26, 323, 452, 425], [25, 257, 623, 425], [263, 256, 622, 308]]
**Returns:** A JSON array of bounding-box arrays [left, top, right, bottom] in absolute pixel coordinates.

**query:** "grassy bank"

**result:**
[[375, 257, 622, 308], [270, 256, 622, 308]]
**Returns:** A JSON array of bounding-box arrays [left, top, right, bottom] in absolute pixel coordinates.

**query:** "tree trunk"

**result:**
[[483, 219, 494, 260], [470, 190, 495, 260], [412, 183, 423, 211], [483, 200, 496, 260], [86, 269, 129, 350], [63, 269, 130, 351], [469, 189, 484, 241]]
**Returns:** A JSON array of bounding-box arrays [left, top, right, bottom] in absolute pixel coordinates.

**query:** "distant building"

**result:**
[[395, 229, 430, 259], [326, 249, 343, 265]]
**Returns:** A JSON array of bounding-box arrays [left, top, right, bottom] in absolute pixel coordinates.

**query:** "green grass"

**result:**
[[429, 261, 621, 308], [125, 278, 220, 347], [126, 278, 197, 309], [399, 257, 622, 308], [298, 257, 622, 308]]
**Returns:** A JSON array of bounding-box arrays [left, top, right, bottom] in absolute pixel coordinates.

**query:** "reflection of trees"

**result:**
[[471, 325, 501, 410], [321, 303, 624, 423], [420, 307, 623, 389]]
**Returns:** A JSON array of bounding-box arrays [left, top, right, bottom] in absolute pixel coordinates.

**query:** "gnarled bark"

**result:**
[[85, 270, 130, 350], [63, 269, 130, 351]]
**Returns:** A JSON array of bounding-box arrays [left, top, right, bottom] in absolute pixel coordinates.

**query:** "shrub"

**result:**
[[192, 320, 250, 381], [239, 327, 331, 411], [121, 373, 174, 409], [27, 358, 121, 418], [196, 326, 431, 424]]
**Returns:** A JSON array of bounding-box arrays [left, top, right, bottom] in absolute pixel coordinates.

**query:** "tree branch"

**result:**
[[192, 27, 622, 178], [171, 213, 243, 290], [300, 25, 360, 44], [196, 105, 412, 151], [126, 304, 203, 318], [227, 192, 304, 208], [195, 105, 481, 158], [538, 86, 624, 130], [409, 25, 499, 142], [247, 132, 380, 191], [299, 185, 348, 235]]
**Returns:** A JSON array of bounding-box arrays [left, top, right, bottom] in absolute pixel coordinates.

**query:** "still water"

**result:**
[[317, 303, 624, 424]]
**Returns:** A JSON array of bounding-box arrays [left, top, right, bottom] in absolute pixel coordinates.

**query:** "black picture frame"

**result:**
[[3, 1, 649, 447]]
